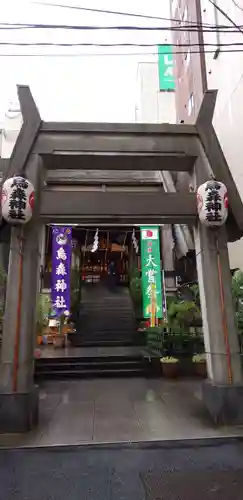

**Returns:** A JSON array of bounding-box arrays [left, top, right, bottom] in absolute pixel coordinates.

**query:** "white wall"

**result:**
[[0, 103, 22, 159], [201, 0, 243, 270], [135, 62, 176, 123]]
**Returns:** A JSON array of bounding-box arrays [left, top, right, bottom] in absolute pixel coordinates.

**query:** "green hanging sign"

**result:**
[[140, 227, 163, 319], [158, 44, 175, 91]]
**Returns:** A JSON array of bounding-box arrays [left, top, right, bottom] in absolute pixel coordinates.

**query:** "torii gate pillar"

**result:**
[[0, 154, 43, 432], [193, 90, 243, 423], [195, 221, 243, 424]]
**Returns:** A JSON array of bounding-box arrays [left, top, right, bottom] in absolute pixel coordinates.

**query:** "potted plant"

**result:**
[[160, 356, 180, 378], [192, 353, 207, 377]]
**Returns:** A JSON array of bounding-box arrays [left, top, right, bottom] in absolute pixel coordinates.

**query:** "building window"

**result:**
[[188, 93, 194, 116]]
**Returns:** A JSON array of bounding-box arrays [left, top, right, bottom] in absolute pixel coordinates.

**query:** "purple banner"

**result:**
[[51, 226, 72, 316]]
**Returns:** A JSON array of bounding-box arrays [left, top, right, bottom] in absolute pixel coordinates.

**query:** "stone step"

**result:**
[[35, 353, 146, 379], [78, 285, 136, 345]]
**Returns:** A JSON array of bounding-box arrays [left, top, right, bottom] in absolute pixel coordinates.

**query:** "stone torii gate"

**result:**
[[0, 86, 243, 432]]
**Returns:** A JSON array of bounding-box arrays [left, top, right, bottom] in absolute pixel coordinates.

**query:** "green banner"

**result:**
[[158, 44, 175, 91], [140, 227, 163, 319]]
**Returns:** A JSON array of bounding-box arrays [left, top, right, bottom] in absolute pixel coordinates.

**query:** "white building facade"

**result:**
[[135, 61, 176, 124], [137, 5, 243, 270], [135, 49, 194, 260], [135, 43, 176, 124], [201, 0, 243, 270]]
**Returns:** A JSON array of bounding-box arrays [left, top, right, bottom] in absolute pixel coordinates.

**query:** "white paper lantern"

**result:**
[[197, 180, 228, 227], [1, 175, 35, 225]]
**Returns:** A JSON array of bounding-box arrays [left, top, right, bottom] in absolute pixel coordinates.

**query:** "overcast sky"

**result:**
[[0, 0, 170, 122]]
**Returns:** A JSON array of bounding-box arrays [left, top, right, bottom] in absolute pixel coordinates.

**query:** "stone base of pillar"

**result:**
[[203, 380, 243, 425], [0, 387, 38, 433]]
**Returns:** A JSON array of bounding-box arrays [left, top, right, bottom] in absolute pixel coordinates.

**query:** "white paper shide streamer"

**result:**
[[91, 228, 99, 252], [132, 228, 139, 254]]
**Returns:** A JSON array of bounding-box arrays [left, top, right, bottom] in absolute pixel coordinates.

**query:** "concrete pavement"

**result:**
[[1, 440, 243, 499], [0, 378, 243, 447]]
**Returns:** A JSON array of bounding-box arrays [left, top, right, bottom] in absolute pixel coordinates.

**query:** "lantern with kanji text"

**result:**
[[197, 180, 228, 227], [1, 175, 35, 225]]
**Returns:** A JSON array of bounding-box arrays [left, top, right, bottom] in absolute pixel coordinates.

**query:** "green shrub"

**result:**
[[167, 300, 201, 331], [36, 293, 51, 334], [129, 268, 141, 302], [232, 270, 243, 347], [129, 268, 142, 318], [189, 283, 200, 307]]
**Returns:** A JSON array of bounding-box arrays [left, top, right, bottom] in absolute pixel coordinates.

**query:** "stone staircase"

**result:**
[[68, 283, 141, 347], [35, 350, 146, 380]]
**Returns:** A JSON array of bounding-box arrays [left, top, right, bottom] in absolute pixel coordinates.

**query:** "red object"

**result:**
[[196, 193, 203, 212], [1, 188, 7, 206], [144, 320, 150, 328], [217, 246, 232, 384], [13, 235, 24, 392], [224, 192, 229, 209], [29, 191, 35, 210], [146, 230, 153, 238]]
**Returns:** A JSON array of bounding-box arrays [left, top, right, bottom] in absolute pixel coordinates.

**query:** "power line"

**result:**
[[31, 2, 243, 30], [33, 1, 179, 21], [208, 0, 243, 36], [231, 0, 243, 14], [1, 41, 243, 47], [1, 47, 243, 57], [32, 1, 214, 25], [0, 22, 241, 33]]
